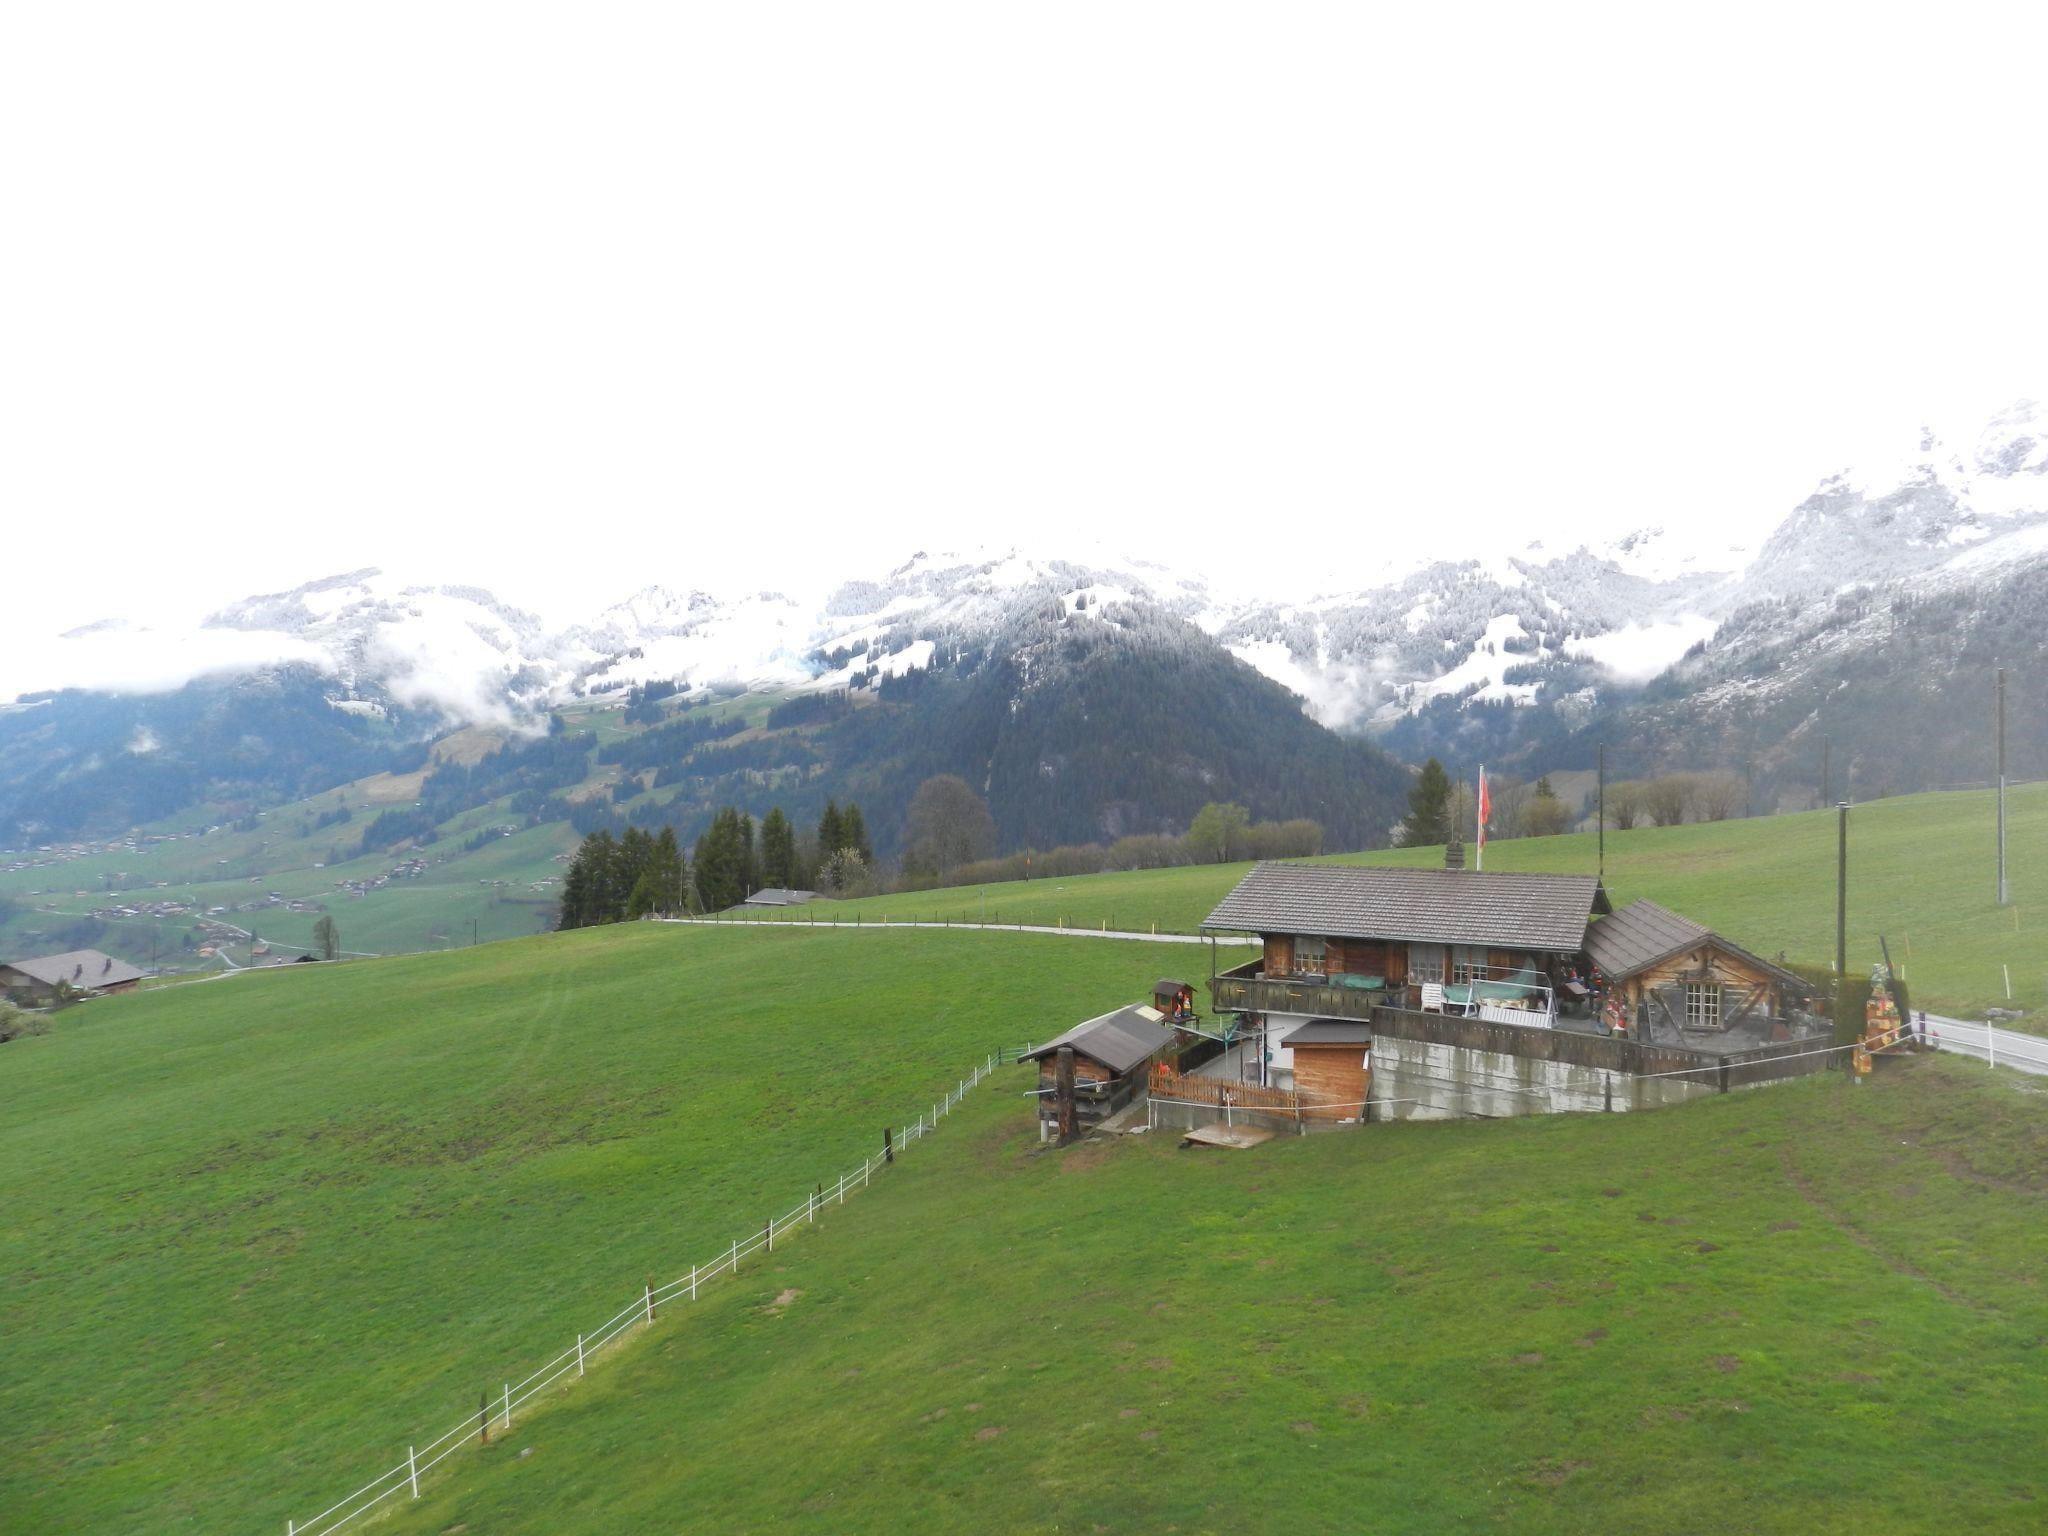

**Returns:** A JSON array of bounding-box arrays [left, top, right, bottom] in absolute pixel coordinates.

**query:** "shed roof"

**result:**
[[1018, 1005, 1168, 1075], [1154, 978, 1192, 995], [744, 888, 816, 906], [1, 948, 144, 990], [1585, 900, 1808, 990], [1203, 863, 1609, 953], [1280, 1019, 1374, 1047]]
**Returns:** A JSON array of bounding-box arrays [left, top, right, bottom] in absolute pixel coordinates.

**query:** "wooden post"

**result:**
[[479, 1392, 489, 1446], [502, 1381, 511, 1429], [1056, 1045, 1077, 1145], [408, 1444, 420, 1498], [689, 1265, 698, 1300], [645, 1277, 654, 1323], [577, 1333, 585, 1374], [884, 1126, 894, 1164]]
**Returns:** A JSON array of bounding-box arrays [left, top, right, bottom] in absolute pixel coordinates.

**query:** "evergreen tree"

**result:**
[[841, 802, 872, 863], [817, 800, 845, 861], [759, 808, 796, 888], [1397, 759, 1454, 847]]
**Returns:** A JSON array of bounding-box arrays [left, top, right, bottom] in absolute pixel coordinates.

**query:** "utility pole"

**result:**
[[1835, 800, 1849, 988], [1597, 743, 1606, 881], [1996, 666, 2009, 906], [1821, 736, 1831, 810]]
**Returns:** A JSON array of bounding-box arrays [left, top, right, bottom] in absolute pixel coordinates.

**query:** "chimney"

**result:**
[[1444, 836, 1465, 871]]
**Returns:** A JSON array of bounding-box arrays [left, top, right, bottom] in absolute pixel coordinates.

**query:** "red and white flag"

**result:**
[[1477, 765, 1491, 869]]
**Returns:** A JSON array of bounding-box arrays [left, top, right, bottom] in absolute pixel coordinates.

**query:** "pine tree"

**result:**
[[817, 800, 845, 860], [841, 802, 872, 863], [759, 808, 795, 888], [1397, 759, 1454, 847]]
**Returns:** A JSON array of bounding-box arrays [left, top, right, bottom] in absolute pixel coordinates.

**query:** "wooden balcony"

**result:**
[[1208, 961, 1383, 1022]]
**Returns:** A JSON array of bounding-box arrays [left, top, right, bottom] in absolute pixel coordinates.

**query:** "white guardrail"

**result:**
[[282, 1049, 1025, 1536], [1923, 1014, 2048, 1076]]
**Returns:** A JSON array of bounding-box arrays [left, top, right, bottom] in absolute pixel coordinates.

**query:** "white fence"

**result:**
[[283, 1050, 1018, 1536]]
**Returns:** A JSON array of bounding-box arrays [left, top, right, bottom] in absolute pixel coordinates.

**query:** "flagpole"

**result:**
[[1477, 764, 1486, 871]]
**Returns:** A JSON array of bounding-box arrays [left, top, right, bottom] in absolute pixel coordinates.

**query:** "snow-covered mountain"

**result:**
[[8, 400, 2046, 820]]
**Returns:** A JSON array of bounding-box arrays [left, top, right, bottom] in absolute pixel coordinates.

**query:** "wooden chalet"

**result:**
[[0, 948, 144, 1005], [1202, 861, 1609, 1088], [1019, 1004, 1173, 1139], [1584, 899, 1816, 1045]]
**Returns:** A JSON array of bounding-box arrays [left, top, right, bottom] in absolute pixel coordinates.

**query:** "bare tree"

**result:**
[[902, 775, 997, 877], [1608, 780, 1645, 831], [1643, 775, 1689, 827], [1691, 770, 1744, 822]]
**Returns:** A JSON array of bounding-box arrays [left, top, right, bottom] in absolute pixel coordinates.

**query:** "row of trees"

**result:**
[[557, 826, 689, 928], [1397, 760, 1573, 847], [558, 800, 879, 929], [1397, 758, 1755, 846]]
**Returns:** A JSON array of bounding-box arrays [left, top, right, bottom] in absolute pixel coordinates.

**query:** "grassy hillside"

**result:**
[[802, 782, 2048, 1017], [0, 926, 1169, 1533], [388, 1054, 2048, 1535]]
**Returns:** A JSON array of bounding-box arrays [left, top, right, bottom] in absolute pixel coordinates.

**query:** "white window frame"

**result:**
[[1685, 981, 1723, 1030], [1451, 945, 1487, 984], [1293, 935, 1327, 974]]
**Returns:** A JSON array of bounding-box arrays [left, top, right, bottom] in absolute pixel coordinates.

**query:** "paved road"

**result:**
[[1922, 1014, 2048, 1076], [660, 916, 1257, 946]]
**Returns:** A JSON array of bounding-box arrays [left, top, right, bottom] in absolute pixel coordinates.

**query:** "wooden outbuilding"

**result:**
[[1584, 900, 1815, 1044], [1279, 1019, 1373, 1122], [1152, 979, 1197, 1023], [1019, 1004, 1172, 1140]]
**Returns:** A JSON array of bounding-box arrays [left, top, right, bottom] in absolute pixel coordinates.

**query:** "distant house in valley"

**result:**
[[743, 888, 816, 909], [0, 948, 145, 1005], [1584, 899, 1815, 1045]]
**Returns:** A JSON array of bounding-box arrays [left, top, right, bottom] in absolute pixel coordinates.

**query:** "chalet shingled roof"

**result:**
[[1280, 1019, 1374, 1047], [1017, 1005, 1170, 1076], [1201, 863, 1608, 954], [1585, 899, 1809, 990], [1, 948, 144, 990]]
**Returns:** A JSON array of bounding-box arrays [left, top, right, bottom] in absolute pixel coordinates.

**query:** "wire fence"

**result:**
[[660, 911, 1261, 946], [282, 1047, 1035, 1536]]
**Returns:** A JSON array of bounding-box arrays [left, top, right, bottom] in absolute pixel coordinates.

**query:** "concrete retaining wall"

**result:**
[[1370, 1035, 1715, 1121]]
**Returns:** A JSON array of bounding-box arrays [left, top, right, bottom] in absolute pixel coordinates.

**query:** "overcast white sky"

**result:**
[[4, 3, 2045, 677]]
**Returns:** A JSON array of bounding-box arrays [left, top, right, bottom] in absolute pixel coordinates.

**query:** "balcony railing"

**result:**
[[1208, 962, 1382, 1021]]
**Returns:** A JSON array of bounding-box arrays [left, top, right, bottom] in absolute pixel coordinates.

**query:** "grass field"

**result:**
[[6, 921, 2047, 1532], [387, 1051, 2048, 1534], [798, 782, 2048, 1018], [0, 926, 1169, 1533]]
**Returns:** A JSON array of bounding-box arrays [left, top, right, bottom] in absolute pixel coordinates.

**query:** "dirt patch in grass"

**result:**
[[1529, 1458, 1590, 1487], [1708, 1355, 1741, 1374], [767, 1288, 803, 1313], [975, 1426, 1005, 1442]]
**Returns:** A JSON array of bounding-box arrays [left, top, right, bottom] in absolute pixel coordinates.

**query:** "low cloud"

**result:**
[[1, 624, 334, 701], [1565, 614, 1718, 683]]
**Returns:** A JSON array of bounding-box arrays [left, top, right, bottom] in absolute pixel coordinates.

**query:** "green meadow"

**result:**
[[0, 926, 1166, 1533], [802, 782, 2048, 1017]]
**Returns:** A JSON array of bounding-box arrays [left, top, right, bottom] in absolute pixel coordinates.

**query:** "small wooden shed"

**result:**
[[1153, 979, 1197, 1023], [1019, 1004, 1171, 1140], [1279, 1019, 1372, 1122]]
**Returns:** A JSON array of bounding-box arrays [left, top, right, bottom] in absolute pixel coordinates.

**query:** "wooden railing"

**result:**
[[1148, 1064, 1315, 1112], [1207, 963, 1381, 1021]]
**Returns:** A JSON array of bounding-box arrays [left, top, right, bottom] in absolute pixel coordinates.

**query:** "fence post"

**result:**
[[502, 1382, 511, 1429], [689, 1264, 698, 1300], [811, 1184, 819, 1222], [730, 1237, 737, 1274], [479, 1392, 489, 1446], [766, 1218, 773, 1254], [884, 1126, 893, 1164], [645, 1277, 654, 1324], [409, 1442, 420, 1497], [577, 1333, 585, 1375]]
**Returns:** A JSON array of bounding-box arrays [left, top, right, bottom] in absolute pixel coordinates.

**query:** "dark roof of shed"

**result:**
[[1154, 978, 1191, 994], [1202, 864, 1609, 953], [0, 948, 144, 989], [1585, 900, 1808, 990], [744, 888, 815, 906], [1018, 1005, 1168, 1075], [1281, 1019, 1373, 1047]]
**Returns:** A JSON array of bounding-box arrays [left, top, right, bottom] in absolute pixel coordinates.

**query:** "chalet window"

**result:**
[[1410, 942, 1445, 984], [1451, 945, 1487, 984], [1685, 982, 1723, 1030], [1294, 936, 1327, 974]]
